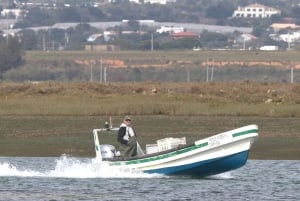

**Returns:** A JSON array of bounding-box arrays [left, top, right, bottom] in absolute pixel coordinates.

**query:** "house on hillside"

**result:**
[[87, 34, 103, 42], [128, 0, 176, 4], [270, 32, 300, 43], [279, 32, 300, 43], [156, 26, 185, 34], [235, 33, 257, 43], [234, 33, 257, 49], [1, 9, 27, 19], [143, 0, 176, 4], [271, 23, 300, 32], [232, 3, 280, 18]]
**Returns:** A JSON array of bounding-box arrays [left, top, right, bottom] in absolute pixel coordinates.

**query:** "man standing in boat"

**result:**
[[117, 115, 138, 157]]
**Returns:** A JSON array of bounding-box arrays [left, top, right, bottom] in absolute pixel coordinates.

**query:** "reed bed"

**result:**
[[0, 81, 300, 117]]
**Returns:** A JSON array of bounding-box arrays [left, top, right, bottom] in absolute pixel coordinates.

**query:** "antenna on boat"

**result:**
[[93, 129, 103, 161], [109, 112, 112, 129]]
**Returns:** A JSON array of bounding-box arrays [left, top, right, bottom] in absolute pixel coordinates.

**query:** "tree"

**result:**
[[205, 2, 234, 20], [199, 30, 230, 48], [126, 20, 140, 32], [58, 7, 82, 22], [160, 38, 200, 50], [0, 36, 23, 78]]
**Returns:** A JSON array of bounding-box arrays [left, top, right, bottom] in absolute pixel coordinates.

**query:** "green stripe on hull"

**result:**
[[125, 142, 209, 165], [232, 129, 258, 138]]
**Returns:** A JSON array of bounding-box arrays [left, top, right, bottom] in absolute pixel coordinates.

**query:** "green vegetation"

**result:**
[[0, 36, 23, 78]]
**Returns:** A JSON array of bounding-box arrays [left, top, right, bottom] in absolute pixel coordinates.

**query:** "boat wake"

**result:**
[[206, 172, 234, 180], [0, 155, 165, 179], [0, 155, 235, 179]]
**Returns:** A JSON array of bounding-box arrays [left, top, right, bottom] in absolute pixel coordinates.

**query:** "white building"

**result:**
[[271, 23, 300, 32], [128, 0, 176, 4], [87, 34, 102, 42], [237, 33, 257, 42], [128, 0, 140, 3], [1, 9, 26, 19], [270, 32, 300, 43], [107, 0, 176, 3], [259, 46, 279, 51], [156, 26, 184, 34], [232, 3, 280, 18], [279, 32, 300, 43]]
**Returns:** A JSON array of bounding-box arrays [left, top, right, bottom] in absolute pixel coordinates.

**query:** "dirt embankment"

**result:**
[[74, 59, 300, 69]]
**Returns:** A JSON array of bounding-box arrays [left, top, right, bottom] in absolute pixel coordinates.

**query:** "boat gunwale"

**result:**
[[102, 127, 258, 164], [103, 143, 195, 162]]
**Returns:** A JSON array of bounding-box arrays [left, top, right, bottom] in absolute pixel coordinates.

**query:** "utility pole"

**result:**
[[206, 58, 209, 82], [104, 67, 107, 83], [100, 58, 103, 83], [64, 32, 69, 49], [206, 57, 214, 82], [211, 62, 214, 81], [90, 62, 93, 82], [291, 66, 294, 84], [151, 33, 154, 51], [287, 31, 291, 50], [43, 32, 46, 51], [186, 66, 190, 83]]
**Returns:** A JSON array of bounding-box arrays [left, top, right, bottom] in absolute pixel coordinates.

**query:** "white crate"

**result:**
[[146, 144, 159, 154], [157, 137, 186, 152]]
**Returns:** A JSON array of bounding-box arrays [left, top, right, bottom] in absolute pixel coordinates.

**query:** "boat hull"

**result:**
[[145, 150, 249, 177], [93, 124, 258, 177]]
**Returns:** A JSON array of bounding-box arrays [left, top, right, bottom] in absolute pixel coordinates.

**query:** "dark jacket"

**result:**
[[118, 126, 128, 144], [117, 123, 137, 145]]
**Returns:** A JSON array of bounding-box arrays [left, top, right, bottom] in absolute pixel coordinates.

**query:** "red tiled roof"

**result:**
[[171, 32, 198, 37], [171, 32, 199, 40]]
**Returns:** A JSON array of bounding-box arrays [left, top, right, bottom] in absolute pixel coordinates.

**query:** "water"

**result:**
[[0, 156, 299, 201]]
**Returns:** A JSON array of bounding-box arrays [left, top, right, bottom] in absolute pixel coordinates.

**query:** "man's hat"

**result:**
[[124, 115, 131, 121]]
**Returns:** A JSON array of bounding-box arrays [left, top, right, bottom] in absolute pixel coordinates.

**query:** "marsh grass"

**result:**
[[1, 82, 300, 117], [1, 93, 299, 116]]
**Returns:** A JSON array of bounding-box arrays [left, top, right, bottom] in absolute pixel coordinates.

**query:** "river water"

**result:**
[[0, 156, 299, 201]]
